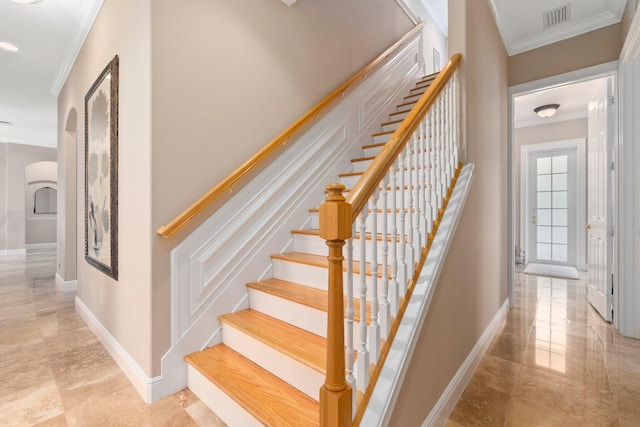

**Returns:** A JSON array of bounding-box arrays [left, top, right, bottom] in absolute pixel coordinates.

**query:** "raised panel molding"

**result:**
[[152, 28, 424, 402]]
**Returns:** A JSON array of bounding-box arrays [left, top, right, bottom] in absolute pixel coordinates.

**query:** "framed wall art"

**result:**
[[85, 55, 119, 280]]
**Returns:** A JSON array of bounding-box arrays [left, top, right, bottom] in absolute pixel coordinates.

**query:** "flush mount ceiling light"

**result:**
[[534, 104, 560, 118], [0, 41, 18, 52]]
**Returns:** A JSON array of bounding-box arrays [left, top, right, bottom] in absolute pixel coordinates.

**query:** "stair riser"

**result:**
[[372, 133, 392, 145], [397, 101, 417, 112], [381, 121, 401, 133], [390, 110, 410, 121], [352, 159, 373, 173], [272, 258, 383, 301], [362, 144, 384, 158], [308, 211, 430, 238], [403, 93, 422, 104], [294, 233, 412, 266], [410, 86, 427, 96], [248, 289, 367, 343], [187, 365, 262, 427], [222, 323, 324, 401]]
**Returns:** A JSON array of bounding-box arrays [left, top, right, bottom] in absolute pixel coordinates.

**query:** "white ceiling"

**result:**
[[513, 78, 603, 128], [487, 0, 627, 55], [0, 0, 628, 149], [0, 0, 101, 148]]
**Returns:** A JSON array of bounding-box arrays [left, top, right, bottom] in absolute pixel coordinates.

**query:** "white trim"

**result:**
[[359, 163, 474, 426], [508, 61, 618, 326], [0, 249, 26, 256], [520, 139, 587, 270], [394, 0, 421, 26], [25, 243, 56, 250], [75, 296, 157, 403], [50, 0, 104, 96], [616, 11, 640, 337], [422, 299, 510, 427], [515, 110, 588, 129], [55, 273, 77, 292], [487, 0, 626, 55]]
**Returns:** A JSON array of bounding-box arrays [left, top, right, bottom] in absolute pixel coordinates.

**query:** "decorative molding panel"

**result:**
[[154, 28, 424, 400]]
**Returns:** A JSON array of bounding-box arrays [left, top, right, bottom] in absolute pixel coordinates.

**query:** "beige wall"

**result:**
[[149, 0, 413, 375], [509, 24, 623, 86], [389, 0, 509, 424], [514, 118, 588, 250], [0, 143, 57, 251], [404, 0, 449, 74], [58, 0, 153, 374]]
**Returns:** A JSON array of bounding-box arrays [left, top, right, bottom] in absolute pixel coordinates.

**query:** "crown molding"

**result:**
[[50, 0, 104, 96]]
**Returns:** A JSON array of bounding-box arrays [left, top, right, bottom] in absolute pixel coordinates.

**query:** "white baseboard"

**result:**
[[422, 298, 510, 427], [0, 249, 26, 256], [75, 296, 157, 403], [55, 273, 77, 292], [25, 243, 56, 250]]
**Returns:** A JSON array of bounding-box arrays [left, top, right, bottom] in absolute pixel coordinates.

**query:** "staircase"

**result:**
[[185, 73, 440, 426]]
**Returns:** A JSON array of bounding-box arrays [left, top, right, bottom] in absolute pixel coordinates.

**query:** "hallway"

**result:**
[[447, 267, 640, 426]]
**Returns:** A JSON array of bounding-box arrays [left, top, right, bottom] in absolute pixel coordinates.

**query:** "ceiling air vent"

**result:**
[[543, 3, 571, 28]]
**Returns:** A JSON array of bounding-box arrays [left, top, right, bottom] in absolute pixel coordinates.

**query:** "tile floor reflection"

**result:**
[[0, 249, 226, 426], [447, 267, 640, 427]]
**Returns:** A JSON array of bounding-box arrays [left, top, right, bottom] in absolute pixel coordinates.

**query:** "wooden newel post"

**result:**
[[319, 182, 353, 427]]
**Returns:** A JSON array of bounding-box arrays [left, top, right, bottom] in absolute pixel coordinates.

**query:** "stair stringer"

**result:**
[[359, 163, 475, 425], [151, 33, 425, 402]]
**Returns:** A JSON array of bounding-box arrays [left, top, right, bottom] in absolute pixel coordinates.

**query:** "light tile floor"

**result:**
[[3, 250, 639, 426], [0, 249, 226, 426], [447, 266, 640, 427]]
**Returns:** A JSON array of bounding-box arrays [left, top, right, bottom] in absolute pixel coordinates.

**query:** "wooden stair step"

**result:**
[[247, 278, 371, 322], [220, 309, 326, 374], [186, 345, 319, 427], [272, 252, 390, 278], [339, 171, 363, 178], [390, 108, 413, 118], [372, 129, 395, 138], [381, 118, 403, 127], [397, 99, 418, 109]]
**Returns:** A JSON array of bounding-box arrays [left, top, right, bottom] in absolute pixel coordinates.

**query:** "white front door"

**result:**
[[528, 149, 577, 266], [586, 78, 614, 322]]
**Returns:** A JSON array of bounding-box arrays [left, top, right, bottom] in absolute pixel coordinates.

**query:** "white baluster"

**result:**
[[397, 146, 407, 298], [435, 94, 443, 210], [412, 129, 421, 259], [453, 72, 459, 167], [444, 83, 452, 188], [389, 160, 399, 315], [368, 194, 380, 364], [356, 212, 369, 391], [380, 175, 391, 339], [405, 141, 414, 278], [428, 110, 436, 232], [419, 119, 427, 239], [439, 93, 446, 201], [345, 225, 356, 412]]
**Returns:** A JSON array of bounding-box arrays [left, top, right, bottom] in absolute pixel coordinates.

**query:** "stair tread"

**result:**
[[247, 278, 371, 322], [220, 309, 326, 373], [339, 172, 363, 179], [372, 129, 395, 138], [362, 141, 387, 149], [186, 345, 319, 427], [272, 252, 389, 278], [381, 118, 403, 127], [351, 156, 376, 163]]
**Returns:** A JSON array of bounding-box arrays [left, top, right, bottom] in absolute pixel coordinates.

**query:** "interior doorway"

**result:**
[[508, 62, 618, 322]]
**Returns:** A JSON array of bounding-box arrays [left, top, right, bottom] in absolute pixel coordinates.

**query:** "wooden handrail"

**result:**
[[346, 53, 462, 219], [156, 23, 425, 239]]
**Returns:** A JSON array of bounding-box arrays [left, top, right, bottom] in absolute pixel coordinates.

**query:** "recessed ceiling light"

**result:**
[[0, 41, 18, 52]]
